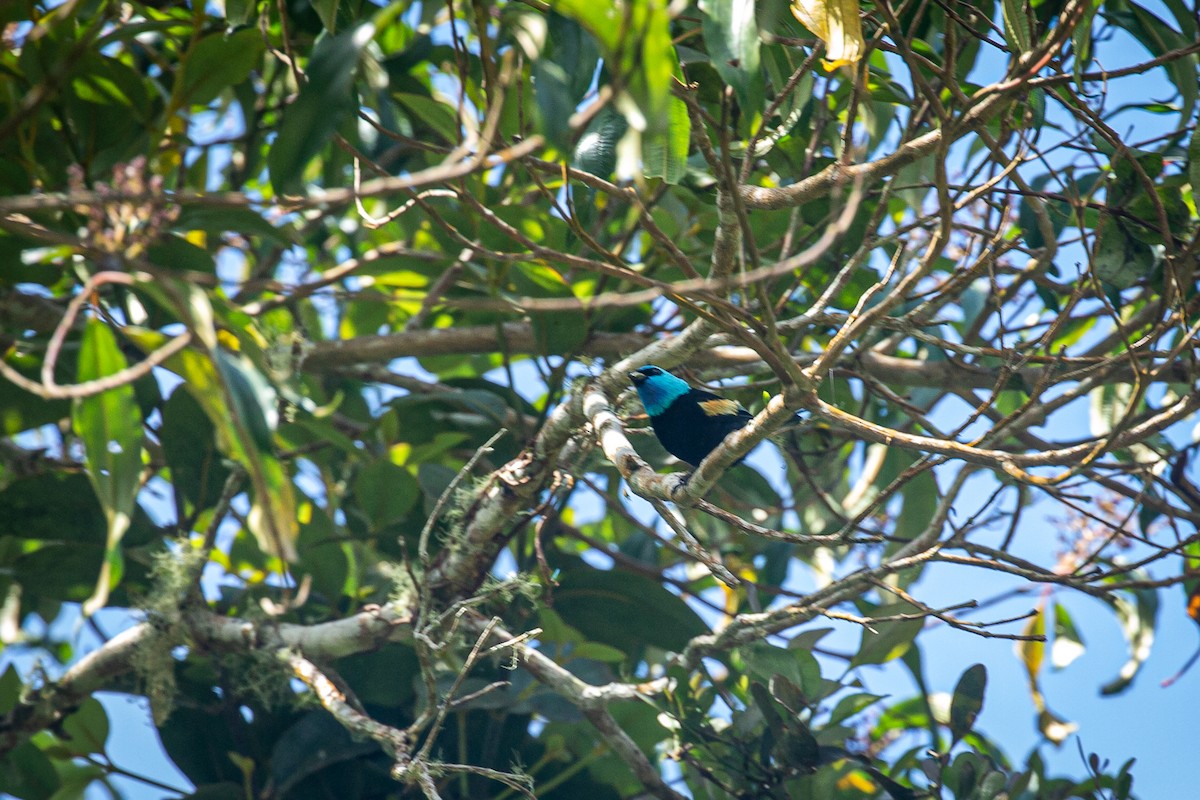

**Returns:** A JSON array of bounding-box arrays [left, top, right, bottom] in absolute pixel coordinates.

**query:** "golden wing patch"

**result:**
[[699, 399, 742, 417]]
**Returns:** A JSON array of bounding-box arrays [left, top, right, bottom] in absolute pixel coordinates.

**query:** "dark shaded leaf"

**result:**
[[740, 642, 823, 701], [271, 710, 380, 797], [948, 663, 986, 742], [269, 23, 372, 192], [552, 560, 708, 655], [161, 386, 232, 515], [158, 706, 242, 787], [353, 460, 420, 530], [176, 28, 264, 108], [850, 602, 924, 668], [0, 741, 61, 799], [60, 697, 109, 756]]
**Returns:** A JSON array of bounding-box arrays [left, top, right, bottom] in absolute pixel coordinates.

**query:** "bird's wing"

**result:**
[[688, 389, 752, 420]]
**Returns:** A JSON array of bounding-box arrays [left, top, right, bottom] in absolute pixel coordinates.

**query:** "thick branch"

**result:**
[[0, 605, 413, 754]]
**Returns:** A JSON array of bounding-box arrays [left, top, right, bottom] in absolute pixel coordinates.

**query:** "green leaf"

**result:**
[[125, 328, 298, 562], [530, 310, 589, 356], [827, 692, 885, 725], [548, 0, 623, 53], [270, 711, 379, 797], [176, 28, 264, 108], [145, 234, 217, 274], [311, 0, 342, 33], [1188, 123, 1200, 197], [1089, 380, 1133, 438], [161, 387, 232, 515], [336, 644, 420, 708], [393, 93, 460, 145], [215, 350, 278, 452], [159, 705, 243, 787], [850, 602, 924, 667], [1072, 0, 1102, 87], [1092, 216, 1155, 289], [174, 206, 293, 246], [701, 0, 763, 114], [948, 663, 986, 743], [296, 502, 353, 602], [353, 460, 420, 530], [552, 0, 673, 129], [740, 641, 823, 701], [70, 53, 150, 111], [573, 106, 627, 178], [269, 23, 374, 193], [533, 59, 575, 151], [893, 154, 935, 214], [551, 560, 708, 655], [1017, 172, 1075, 250], [74, 320, 143, 616], [1120, 2, 1198, 124], [895, 470, 938, 542], [0, 664, 21, 715], [642, 94, 690, 184], [60, 697, 109, 756], [1, 741, 62, 799], [547, 12, 601, 101], [1001, 0, 1032, 53]]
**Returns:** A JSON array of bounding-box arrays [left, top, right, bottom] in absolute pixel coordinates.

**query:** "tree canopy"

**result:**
[[1, 0, 1199, 798]]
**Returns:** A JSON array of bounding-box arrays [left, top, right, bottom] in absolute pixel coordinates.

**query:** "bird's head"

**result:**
[[629, 365, 690, 416]]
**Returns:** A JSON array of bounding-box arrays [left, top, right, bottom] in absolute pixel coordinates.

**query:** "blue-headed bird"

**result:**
[[628, 365, 754, 467]]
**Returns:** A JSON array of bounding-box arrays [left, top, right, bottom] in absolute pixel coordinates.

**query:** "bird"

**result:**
[[628, 365, 754, 467]]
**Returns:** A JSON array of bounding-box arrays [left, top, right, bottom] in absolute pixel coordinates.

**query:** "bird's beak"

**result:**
[[628, 371, 645, 385]]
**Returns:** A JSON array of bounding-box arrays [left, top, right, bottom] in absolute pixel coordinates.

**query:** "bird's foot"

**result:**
[[669, 471, 692, 500]]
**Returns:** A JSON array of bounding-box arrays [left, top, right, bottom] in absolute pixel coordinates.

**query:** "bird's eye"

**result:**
[[647, 367, 661, 375]]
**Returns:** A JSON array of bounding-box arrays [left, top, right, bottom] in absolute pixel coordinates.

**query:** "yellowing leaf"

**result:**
[[836, 772, 876, 793], [125, 327, 298, 562], [790, 0, 865, 70]]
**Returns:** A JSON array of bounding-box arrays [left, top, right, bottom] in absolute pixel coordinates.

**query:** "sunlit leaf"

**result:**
[[791, 0, 865, 69], [702, 0, 762, 111], [125, 328, 297, 561], [1099, 581, 1159, 695], [642, 93, 690, 184], [1051, 602, 1086, 670], [74, 320, 143, 616], [1000, 0, 1032, 53], [1016, 602, 1046, 689]]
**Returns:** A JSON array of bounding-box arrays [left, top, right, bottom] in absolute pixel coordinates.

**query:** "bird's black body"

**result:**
[[647, 388, 753, 466], [629, 366, 753, 467]]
